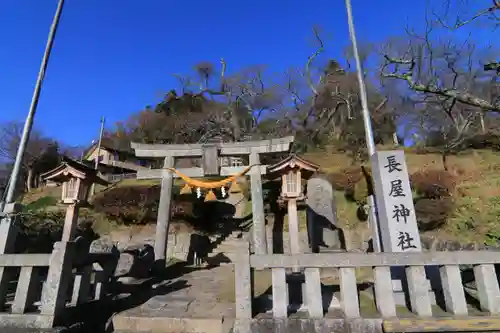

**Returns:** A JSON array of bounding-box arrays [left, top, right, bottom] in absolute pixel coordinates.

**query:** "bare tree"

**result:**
[[380, 2, 499, 116], [283, 27, 360, 148], [382, 38, 494, 142], [286, 28, 398, 152], [0, 121, 60, 191], [379, 9, 499, 170], [157, 59, 284, 142], [433, 0, 499, 30]]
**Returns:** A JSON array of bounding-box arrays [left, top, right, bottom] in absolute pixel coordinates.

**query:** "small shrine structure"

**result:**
[[266, 154, 319, 256], [41, 157, 109, 241]]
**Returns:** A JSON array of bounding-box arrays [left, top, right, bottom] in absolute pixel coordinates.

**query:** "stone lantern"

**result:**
[[41, 157, 109, 241], [267, 154, 319, 256]]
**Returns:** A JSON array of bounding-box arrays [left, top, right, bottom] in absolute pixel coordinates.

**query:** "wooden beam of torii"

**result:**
[[131, 136, 294, 264]]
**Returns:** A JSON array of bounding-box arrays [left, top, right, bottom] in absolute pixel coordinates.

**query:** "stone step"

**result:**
[[209, 246, 238, 252], [214, 243, 245, 251], [112, 298, 235, 333], [212, 241, 246, 251], [112, 315, 232, 333], [208, 251, 238, 262]]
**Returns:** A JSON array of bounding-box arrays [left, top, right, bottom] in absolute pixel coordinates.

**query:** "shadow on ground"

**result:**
[[59, 249, 232, 333]]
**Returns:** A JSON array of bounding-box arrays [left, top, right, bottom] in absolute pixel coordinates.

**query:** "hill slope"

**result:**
[[20, 148, 500, 246]]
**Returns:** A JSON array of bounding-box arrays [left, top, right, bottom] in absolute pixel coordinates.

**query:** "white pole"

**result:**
[[5, 0, 65, 203], [344, 0, 381, 252], [91, 117, 105, 196], [94, 117, 105, 170]]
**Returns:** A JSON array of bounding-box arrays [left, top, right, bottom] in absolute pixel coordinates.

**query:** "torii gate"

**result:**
[[130, 136, 294, 263]]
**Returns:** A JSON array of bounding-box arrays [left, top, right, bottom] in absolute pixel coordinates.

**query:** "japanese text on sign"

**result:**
[[372, 151, 422, 252]]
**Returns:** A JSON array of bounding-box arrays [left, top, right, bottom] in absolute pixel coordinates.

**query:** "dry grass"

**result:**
[[301, 152, 355, 173], [20, 186, 61, 205]]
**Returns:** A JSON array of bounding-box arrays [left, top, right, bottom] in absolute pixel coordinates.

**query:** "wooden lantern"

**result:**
[[267, 154, 319, 201], [41, 157, 109, 205], [60, 177, 91, 204], [266, 154, 320, 259], [282, 169, 302, 198]]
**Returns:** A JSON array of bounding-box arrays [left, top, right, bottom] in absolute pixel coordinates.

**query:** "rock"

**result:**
[[114, 252, 135, 277], [114, 244, 155, 278], [306, 176, 342, 251], [90, 236, 116, 253]]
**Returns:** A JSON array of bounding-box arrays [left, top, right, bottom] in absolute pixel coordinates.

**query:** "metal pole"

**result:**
[[344, 0, 382, 252], [94, 117, 105, 170], [91, 116, 105, 196], [5, 0, 65, 204], [345, 0, 376, 154]]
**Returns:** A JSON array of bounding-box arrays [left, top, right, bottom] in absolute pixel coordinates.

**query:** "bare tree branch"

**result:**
[[381, 64, 500, 112], [434, 0, 500, 30]]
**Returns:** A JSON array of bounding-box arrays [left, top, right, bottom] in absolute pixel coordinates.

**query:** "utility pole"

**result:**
[[344, 0, 382, 251], [5, 0, 65, 204], [91, 116, 105, 196]]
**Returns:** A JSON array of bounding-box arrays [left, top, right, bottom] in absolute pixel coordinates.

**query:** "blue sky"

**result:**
[[0, 1, 494, 147]]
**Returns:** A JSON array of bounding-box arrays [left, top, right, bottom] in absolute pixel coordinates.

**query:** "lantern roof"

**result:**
[[266, 154, 319, 180], [40, 156, 109, 186]]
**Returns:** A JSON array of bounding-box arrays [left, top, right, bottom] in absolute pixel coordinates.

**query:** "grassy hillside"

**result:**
[[20, 148, 500, 245], [304, 148, 500, 245]]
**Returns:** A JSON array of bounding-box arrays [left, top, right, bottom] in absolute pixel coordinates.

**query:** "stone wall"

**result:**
[[102, 223, 500, 263], [162, 229, 500, 261]]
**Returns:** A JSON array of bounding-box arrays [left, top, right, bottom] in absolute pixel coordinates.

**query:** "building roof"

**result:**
[[83, 138, 135, 159], [266, 154, 320, 180], [40, 156, 110, 185]]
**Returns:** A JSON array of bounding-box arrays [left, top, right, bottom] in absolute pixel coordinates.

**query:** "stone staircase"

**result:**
[[111, 265, 236, 333], [207, 231, 248, 264]]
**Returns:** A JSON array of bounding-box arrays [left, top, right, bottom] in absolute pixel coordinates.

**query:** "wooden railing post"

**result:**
[[340, 267, 360, 318], [406, 265, 433, 316], [40, 241, 76, 322], [11, 266, 40, 313], [373, 266, 396, 317], [304, 268, 323, 318], [439, 264, 468, 315], [71, 265, 92, 305], [474, 264, 500, 313], [271, 267, 287, 318]]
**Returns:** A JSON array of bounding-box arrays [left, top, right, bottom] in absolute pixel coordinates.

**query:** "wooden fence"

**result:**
[[0, 242, 117, 328], [105, 173, 137, 183], [234, 248, 500, 333]]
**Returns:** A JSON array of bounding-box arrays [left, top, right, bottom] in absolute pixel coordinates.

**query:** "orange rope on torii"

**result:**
[[164, 164, 259, 201]]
